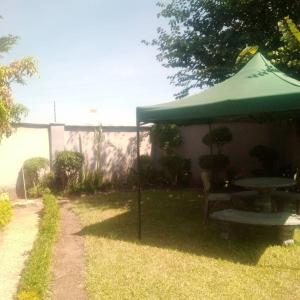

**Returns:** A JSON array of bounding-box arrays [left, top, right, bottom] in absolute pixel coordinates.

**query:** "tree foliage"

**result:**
[[148, 0, 300, 97], [0, 29, 37, 141], [270, 17, 300, 78]]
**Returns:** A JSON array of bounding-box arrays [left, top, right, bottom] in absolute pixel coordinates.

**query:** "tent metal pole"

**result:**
[[208, 123, 213, 155], [136, 121, 142, 240]]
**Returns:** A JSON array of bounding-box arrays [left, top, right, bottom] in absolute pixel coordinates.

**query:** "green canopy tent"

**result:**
[[135, 53, 300, 239]]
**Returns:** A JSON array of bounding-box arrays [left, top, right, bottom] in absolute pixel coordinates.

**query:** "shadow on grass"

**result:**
[[76, 190, 287, 266]]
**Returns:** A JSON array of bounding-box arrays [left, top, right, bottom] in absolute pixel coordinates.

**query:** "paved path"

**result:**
[[50, 199, 86, 300], [0, 201, 42, 300]]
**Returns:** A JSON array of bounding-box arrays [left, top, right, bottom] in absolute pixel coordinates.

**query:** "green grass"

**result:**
[[75, 189, 300, 300], [17, 194, 60, 300], [0, 199, 12, 229]]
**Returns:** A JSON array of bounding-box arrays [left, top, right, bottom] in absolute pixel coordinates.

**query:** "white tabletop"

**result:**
[[234, 177, 295, 190]]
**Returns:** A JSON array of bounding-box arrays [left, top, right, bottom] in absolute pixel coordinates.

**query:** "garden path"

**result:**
[[0, 200, 42, 300], [50, 199, 86, 300]]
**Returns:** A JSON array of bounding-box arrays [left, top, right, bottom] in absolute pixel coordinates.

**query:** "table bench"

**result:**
[[210, 209, 300, 245]]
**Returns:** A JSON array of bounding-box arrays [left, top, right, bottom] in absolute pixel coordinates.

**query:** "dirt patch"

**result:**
[[50, 199, 86, 300]]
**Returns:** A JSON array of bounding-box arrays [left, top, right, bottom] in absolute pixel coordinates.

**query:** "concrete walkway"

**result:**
[[0, 200, 42, 300]]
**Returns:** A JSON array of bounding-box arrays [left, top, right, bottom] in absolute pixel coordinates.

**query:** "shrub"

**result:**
[[160, 155, 191, 187], [17, 291, 39, 300], [69, 170, 103, 194], [0, 193, 12, 229], [202, 126, 232, 153], [17, 193, 59, 299], [199, 154, 230, 171], [202, 126, 232, 154], [150, 123, 182, 154], [82, 170, 103, 193], [23, 157, 49, 188], [53, 151, 84, 191], [128, 155, 162, 188], [28, 186, 51, 199]]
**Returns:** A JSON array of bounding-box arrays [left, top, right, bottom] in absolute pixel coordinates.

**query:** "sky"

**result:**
[[1, 0, 181, 125]]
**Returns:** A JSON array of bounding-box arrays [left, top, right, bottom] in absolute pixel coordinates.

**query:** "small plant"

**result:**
[[53, 151, 84, 191], [0, 193, 12, 229]]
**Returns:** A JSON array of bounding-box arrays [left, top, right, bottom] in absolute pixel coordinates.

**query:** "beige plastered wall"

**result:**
[[64, 127, 151, 182], [0, 122, 296, 196], [0, 126, 50, 197]]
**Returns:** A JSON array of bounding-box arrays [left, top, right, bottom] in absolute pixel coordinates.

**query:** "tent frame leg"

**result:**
[[208, 123, 213, 155], [136, 121, 142, 240]]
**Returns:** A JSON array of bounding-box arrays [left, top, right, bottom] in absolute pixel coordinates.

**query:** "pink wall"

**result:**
[[64, 126, 151, 182], [178, 122, 291, 183], [1, 122, 297, 195]]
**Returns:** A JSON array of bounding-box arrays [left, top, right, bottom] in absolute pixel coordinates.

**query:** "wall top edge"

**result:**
[[64, 125, 150, 132], [13, 123, 151, 132]]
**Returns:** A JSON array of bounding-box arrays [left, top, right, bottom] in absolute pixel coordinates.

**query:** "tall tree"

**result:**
[[270, 17, 300, 78], [0, 29, 37, 141], [148, 0, 300, 97]]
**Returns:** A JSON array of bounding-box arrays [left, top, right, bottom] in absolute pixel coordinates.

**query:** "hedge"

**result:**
[[0, 193, 12, 229], [17, 193, 60, 300]]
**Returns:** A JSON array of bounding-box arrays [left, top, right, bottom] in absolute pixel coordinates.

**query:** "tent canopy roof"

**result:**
[[136, 53, 300, 124]]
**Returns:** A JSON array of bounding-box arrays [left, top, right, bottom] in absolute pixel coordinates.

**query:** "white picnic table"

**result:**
[[234, 177, 295, 212]]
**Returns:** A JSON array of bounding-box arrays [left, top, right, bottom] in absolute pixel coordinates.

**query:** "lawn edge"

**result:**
[[16, 193, 60, 300]]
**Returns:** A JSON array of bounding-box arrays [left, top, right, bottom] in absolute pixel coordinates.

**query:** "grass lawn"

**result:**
[[75, 189, 300, 299]]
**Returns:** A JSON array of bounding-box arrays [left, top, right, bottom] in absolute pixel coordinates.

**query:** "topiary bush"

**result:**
[[23, 157, 49, 186], [200, 126, 232, 190], [150, 123, 182, 154], [160, 155, 191, 187], [0, 193, 13, 229], [53, 151, 84, 191], [202, 126, 232, 154], [21, 157, 50, 197]]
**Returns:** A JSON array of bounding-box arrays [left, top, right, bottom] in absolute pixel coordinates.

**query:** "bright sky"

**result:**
[[1, 0, 180, 125]]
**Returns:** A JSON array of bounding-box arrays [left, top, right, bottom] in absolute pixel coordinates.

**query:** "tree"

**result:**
[[148, 1, 300, 97], [237, 17, 300, 77], [150, 123, 182, 155], [270, 17, 300, 78], [0, 28, 37, 141]]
